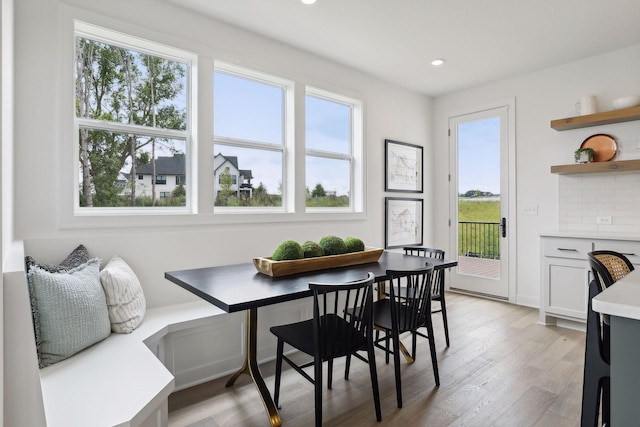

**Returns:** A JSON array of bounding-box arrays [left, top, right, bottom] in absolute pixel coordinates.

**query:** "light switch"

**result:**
[[596, 216, 612, 225], [523, 205, 538, 216]]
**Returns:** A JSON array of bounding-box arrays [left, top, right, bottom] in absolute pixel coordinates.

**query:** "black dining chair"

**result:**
[[403, 246, 450, 350], [368, 266, 439, 409], [582, 251, 634, 427], [270, 272, 382, 427]]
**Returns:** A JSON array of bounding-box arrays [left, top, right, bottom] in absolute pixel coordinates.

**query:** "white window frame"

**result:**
[[305, 86, 364, 213], [72, 21, 198, 216], [213, 62, 295, 214], [59, 12, 366, 229]]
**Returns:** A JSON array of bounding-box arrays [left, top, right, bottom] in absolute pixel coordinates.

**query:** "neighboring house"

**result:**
[[213, 153, 254, 199], [127, 153, 186, 200]]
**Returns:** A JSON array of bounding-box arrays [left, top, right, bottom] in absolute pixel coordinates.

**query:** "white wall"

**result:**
[[433, 44, 640, 307], [13, 0, 433, 302]]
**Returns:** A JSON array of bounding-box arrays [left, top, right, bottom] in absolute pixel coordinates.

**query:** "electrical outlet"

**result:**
[[596, 216, 612, 225], [523, 205, 538, 216]]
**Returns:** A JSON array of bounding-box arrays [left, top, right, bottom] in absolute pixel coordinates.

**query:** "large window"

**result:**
[[74, 22, 194, 211], [213, 64, 291, 209], [70, 22, 364, 222]]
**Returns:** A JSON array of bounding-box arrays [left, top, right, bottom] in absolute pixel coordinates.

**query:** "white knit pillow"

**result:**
[[99, 255, 146, 334]]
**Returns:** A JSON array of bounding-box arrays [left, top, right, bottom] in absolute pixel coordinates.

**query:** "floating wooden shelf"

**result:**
[[550, 106, 640, 131], [550, 159, 640, 174]]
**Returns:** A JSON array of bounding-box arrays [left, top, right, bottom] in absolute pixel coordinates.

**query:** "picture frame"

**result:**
[[385, 139, 423, 193], [385, 197, 423, 249]]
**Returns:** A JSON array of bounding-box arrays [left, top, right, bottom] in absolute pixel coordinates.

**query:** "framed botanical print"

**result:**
[[385, 139, 423, 193], [385, 197, 423, 249]]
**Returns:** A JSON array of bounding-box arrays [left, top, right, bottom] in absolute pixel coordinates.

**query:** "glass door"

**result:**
[[449, 105, 512, 299]]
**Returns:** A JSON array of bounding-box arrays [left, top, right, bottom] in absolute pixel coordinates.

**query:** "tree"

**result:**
[[219, 167, 234, 196], [75, 38, 186, 207], [311, 183, 326, 198], [172, 183, 186, 198]]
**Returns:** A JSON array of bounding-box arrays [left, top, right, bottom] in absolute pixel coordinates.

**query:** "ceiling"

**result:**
[[167, 0, 640, 97]]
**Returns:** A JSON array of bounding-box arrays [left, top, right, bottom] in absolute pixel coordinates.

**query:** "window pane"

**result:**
[[306, 156, 350, 208], [306, 95, 351, 155], [214, 144, 282, 207], [214, 72, 283, 145], [78, 129, 186, 207], [75, 38, 188, 131]]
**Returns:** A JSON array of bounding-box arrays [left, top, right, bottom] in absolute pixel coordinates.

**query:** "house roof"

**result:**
[[214, 153, 252, 179], [135, 154, 186, 175]]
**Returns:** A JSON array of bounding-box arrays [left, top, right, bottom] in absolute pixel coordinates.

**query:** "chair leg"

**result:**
[[274, 339, 284, 408], [439, 295, 450, 347], [424, 315, 440, 386], [385, 332, 391, 364], [602, 377, 610, 427], [345, 354, 352, 380], [392, 330, 403, 408], [411, 331, 417, 360], [366, 346, 382, 422], [580, 370, 602, 427], [328, 358, 333, 390], [314, 356, 323, 427]]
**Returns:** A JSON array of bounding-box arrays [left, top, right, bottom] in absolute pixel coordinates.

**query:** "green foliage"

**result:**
[[172, 183, 186, 198], [319, 235, 347, 256], [305, 195, 349, 208], [302, 241, 324, 258], [311, 183, 326, 198], [344, 237, 365, 253], [215, 193, 282, 207], [219, 167, 234, 196], [272, 240, 304, 261]]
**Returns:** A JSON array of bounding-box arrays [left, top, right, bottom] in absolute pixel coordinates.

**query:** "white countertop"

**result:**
[[593, 269, 640, 320], [540, 230, 640, 241]]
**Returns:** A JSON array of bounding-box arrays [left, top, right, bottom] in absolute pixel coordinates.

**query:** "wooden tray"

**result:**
[[253, 247, 384, 277]]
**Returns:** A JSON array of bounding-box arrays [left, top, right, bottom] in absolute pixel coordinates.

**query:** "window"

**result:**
[[305, 88, 362, 210], [74, 22, 194, 211], [213, 63, 292, 209], [159, 192, 170, 199], [176, 175, 186, 186]]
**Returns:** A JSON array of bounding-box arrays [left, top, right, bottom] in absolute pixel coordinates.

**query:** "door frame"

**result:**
[[447, 98, 517, 303]]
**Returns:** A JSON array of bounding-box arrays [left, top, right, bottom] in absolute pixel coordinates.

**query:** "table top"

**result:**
[[165, 251, 457, 313], [593, 268, 640, 320]]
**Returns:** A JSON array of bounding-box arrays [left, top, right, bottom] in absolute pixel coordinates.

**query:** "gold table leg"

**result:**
[[226, 308, 281, 427]]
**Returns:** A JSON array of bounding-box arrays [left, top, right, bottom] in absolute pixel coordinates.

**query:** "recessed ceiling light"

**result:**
[[301, 0, 317, 4], [431, 58, 445, 66]]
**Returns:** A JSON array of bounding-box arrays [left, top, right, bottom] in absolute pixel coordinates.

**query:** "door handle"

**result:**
[[501, 217, 507, 238]]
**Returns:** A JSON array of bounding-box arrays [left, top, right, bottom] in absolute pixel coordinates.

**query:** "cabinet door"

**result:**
[[543, 257, 589, 320]]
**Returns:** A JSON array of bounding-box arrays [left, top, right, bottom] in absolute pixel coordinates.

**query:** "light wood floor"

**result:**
[[168, 293, 585, 426]]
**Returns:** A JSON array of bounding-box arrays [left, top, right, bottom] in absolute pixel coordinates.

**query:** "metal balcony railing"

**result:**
[[458, 221, 501, 260]]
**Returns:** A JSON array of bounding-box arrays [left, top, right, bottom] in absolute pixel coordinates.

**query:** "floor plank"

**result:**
[[168, 293, 584, 426]]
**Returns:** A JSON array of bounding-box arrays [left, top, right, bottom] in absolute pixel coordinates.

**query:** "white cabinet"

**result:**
[[540, 237, 591, 327], [540, 235, 640, 329]]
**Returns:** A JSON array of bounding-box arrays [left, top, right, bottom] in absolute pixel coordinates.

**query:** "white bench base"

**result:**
[[39, 301, 225, 427]]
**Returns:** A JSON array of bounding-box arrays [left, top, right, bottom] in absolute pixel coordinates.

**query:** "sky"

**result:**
[[457, 116, 501, 195]]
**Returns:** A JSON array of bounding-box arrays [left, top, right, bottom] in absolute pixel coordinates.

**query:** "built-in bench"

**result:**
[[39, 300, 224, 427], [3, 240, 227, 427]]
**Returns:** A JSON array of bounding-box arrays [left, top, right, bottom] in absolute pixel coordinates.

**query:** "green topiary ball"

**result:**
[[344, 237, 365, 253], [302, 241, 324, 258], [272, 240, 304, 261], [319, 235, 348, 256]]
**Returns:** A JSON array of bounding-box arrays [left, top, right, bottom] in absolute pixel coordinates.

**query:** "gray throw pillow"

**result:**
[[27, 258, 111, 368], [25, 244, 90, 273]]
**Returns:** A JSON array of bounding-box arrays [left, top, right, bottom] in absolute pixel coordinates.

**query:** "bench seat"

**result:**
[[39, 300, 225, 427]]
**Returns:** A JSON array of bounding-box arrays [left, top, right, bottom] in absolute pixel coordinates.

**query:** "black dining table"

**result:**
[[165, 250, 457, 427]]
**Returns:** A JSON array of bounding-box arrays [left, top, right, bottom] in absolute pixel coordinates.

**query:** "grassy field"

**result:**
[[458, 199, 500, 222]]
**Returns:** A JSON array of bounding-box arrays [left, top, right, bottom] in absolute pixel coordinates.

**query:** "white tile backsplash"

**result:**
[[559, 171, 640, 233]]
